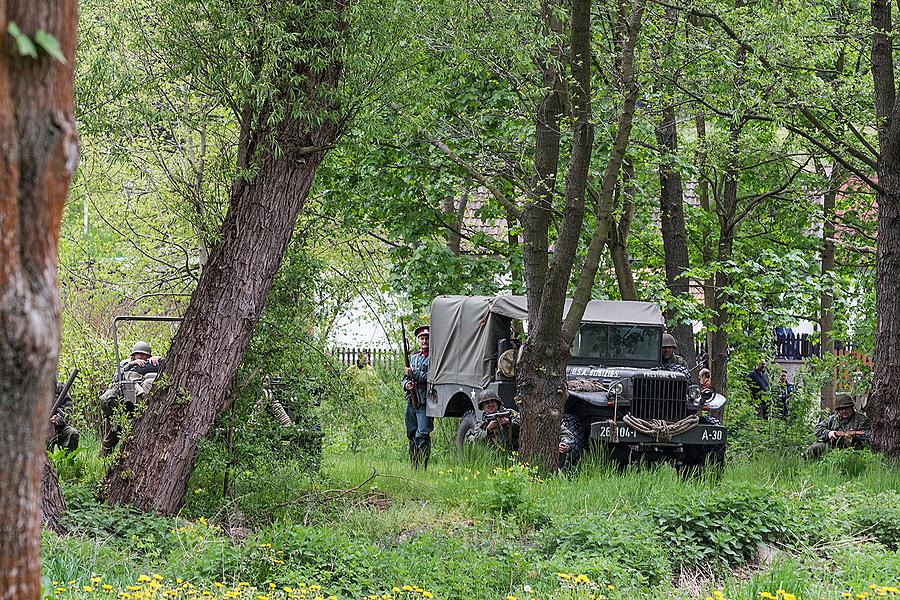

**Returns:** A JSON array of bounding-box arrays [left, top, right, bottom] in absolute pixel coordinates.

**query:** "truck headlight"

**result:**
[[687, 384, 701, 401], [609, 381, 624, 395]]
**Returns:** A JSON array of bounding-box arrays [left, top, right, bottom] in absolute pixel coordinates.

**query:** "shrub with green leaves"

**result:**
[[647, 484, 788, 569]]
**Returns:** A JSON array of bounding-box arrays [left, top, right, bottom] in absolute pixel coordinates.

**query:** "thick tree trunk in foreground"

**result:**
[[517, 338, 570, 470], [865, 0, 900, 456], [0, 2, 78, 596], [104, 16, 345, 513], [869, 178, 900, 456]]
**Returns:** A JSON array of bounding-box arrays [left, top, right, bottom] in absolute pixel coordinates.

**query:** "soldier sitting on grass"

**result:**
[[804, 392, 871, 460]]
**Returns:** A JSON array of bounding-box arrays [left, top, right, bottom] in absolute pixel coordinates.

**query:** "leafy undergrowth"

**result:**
[[43, 441, 900, 600]]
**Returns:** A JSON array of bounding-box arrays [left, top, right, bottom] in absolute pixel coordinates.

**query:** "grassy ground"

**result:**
[[42, 418, 900, 600]]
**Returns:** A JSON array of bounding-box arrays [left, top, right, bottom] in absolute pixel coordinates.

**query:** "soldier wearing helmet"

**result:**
[[660, 332, 688, 375], [804, 392, 871, 460], [99, 340, 165, 456], [464, 390, 521, 452]]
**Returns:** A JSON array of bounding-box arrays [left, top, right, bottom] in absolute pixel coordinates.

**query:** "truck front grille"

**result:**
[[629, 378, 688, 422]]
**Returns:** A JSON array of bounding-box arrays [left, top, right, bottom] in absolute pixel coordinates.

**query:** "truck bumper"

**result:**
[[589, 419, 727, 445]]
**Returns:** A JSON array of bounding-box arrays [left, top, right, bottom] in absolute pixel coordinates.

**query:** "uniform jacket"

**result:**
[[401, 351, 428, 406], [814, 410, 871, 443], [465, 409, 521, 451]]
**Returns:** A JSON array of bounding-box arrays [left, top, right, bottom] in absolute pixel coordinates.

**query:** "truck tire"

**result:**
[[679, 443, 726, 478], [561, 414, 588, 471], [456, 410, 476, 456]]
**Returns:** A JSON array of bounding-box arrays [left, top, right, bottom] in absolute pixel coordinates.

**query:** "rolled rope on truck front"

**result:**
[[622, 413, 699, 442]]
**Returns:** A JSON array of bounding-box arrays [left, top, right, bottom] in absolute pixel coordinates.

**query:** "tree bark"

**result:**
[[103, 8, 345, 514], [608, 159, 638, 301], [866, 0, 900, 456], [656, 74, 697, 371], [41, 460, 66, 535], [519, 0, 596, 472], [0, 1, 79, 596], [820, 168, 837, 409]]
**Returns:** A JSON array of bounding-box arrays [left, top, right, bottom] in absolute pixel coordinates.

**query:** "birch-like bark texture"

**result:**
[[0, 2, 79, 597]]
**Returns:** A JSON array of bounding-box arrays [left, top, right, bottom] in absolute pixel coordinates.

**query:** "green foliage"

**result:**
[[539, 515, 671, 586], [476, 463, 542, 523], [648, 485, 788, 569]]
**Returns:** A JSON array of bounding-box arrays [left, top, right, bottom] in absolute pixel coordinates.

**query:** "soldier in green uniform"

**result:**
[[346, 353, 379, 404], [661, 333, 688, 375], [804, 392, 871, 460], [49, 381, 80, 453], [465, 390, 521, 452], [99, 341, 164, 455], [403, 326, 433, 468], [465, 390, 576, 461]]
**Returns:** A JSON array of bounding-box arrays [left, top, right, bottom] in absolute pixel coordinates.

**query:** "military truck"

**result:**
[[426, 295, 727, 470]]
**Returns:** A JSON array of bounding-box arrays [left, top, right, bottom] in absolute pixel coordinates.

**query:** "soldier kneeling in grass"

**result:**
[[804, 392, 871, 460], [465, 390, 574, 462]]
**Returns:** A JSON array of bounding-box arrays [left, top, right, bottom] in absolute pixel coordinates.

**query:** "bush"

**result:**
[[647, 484, 788, 569], [538, 514, 671, 586]]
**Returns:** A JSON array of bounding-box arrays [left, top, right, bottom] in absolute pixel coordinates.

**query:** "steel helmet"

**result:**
[[834, 392, 855, 410], [130, 341, 152, 356], [662, 333, 677, 348], [477, 389, 501, 409]]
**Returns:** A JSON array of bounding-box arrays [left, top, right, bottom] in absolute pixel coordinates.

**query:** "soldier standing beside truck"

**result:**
[[402, 325, 432, 469]]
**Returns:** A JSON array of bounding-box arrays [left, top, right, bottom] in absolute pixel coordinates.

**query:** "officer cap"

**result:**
[[130, 341, 152, 356], [477, 389, 500, 409], [414, 325, 430, 338], [834, 392, 855, 409], [662, 333, 677, 348]]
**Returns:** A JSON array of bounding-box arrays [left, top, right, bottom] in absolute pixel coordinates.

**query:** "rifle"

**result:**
[[48, 368, 78, 439], [401, 321, 417, 408], [483, 408, 513, 422]]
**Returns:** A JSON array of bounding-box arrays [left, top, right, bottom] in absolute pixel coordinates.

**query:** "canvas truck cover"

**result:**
[[428, 295, 664, 389]]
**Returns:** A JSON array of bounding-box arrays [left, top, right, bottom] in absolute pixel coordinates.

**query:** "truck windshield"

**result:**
[[572, 325, 660, 362]]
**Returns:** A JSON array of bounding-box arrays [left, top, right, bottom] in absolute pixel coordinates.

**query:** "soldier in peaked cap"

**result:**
[[402, 325, 433, 468]]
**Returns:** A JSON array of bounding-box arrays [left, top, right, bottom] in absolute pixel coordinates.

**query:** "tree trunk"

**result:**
[[695, 113, 716, 367], [516, 337, 570, 471], [608, 159, 638, 301], [0, 2, 79, 596], [656, 99, 697, 371], [103, 18, 345, 514], [41, 460, 66, 535], [865, 0, 900, 456], [820, 172, 837, 409], [869, 175, 900, 455]]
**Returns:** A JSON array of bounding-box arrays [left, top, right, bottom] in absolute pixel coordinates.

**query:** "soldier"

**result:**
[[661, 333, 688, 376], [465, 390, 576, 462], [100, 341, 164, 455], [465, 390, 521, 452], [49, 381, 80, 453], [346, 352, 379, 404], [804, 392, 871, 460], [402, 325, 432, 468]]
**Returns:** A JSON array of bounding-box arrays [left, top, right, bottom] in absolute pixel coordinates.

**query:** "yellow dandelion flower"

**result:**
[[403, 585, 413, 592], [85, 586, 94, 592], [423, 593, 433, 598]]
